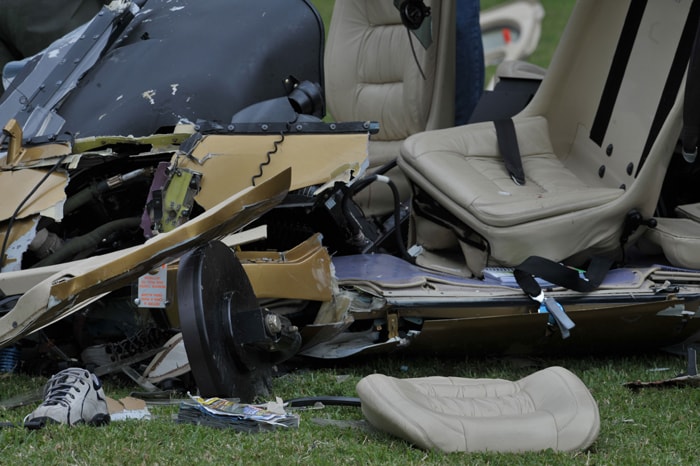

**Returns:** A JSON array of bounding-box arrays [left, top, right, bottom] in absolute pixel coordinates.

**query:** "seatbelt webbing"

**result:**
[[513, 255, 614, 297], [681, 1, 700, 162], [512, 256, 613, 339], [494, 118, 526, 185]]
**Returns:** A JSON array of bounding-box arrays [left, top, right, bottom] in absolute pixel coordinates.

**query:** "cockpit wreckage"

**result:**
[[1, 0, 700, 402]]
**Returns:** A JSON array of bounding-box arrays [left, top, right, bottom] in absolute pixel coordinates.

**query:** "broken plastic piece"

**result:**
[[541, 297, 576, 339]]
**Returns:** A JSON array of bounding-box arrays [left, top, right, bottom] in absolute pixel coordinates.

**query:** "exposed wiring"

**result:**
[[0, 154, 69, 271], [341, 169, 414, 263], [251, 122, 291, 187]]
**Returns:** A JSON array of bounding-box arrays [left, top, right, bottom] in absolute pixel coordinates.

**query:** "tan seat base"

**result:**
[[400, 116, 624, 266], [676, 203, 700, 223], [641, 218, 700, 270], [356, 366, 600, 453], [398, 0, 691, 267]]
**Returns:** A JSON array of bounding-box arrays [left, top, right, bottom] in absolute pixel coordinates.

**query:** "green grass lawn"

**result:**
[[2, 1, 699, 464], [0, 352, 698, 464]]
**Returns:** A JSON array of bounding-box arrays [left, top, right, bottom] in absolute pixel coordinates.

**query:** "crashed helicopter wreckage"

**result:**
[[0, 0, 700, 404]]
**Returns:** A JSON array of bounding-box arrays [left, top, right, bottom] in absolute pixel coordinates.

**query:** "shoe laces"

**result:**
[[41, 368, 94, 407]]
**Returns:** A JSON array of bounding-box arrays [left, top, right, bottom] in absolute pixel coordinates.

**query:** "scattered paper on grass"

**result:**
[[106, 396, 151, 421], [175, 393, 299, 431]]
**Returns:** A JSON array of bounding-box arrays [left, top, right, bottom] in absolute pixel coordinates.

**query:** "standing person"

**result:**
[[455, 0, 484, 125]]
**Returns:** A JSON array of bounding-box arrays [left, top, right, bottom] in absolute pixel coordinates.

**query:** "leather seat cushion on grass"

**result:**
[[356, 366, 599, 453]]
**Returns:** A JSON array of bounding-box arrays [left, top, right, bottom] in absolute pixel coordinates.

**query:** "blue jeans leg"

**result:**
[[455, 0, 484, 125]]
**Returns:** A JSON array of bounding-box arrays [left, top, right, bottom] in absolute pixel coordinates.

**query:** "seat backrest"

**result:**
[[324, 0, 456, 168], [522, 0, 696, 215], [397, 0, 697, 269]]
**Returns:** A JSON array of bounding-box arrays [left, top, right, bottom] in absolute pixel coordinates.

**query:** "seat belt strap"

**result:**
[[513, 255, 613, 296], [513, 255, 613, 339], [494, 118, 526, 185], [681, 7, 700, 163]]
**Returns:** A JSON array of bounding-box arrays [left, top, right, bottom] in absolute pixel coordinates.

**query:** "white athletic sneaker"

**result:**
[[24, 368, 111, 429]]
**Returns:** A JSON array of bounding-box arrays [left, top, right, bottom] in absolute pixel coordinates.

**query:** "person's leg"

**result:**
[[454, 0, 484, 126]]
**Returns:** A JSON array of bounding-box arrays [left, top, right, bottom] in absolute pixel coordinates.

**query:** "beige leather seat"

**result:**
[[356, 366, 600, 453], [324, 0, 456, 216], [640, 217, 700, 269], [638, 202, 700, 270], [398, 0, 692, 270]]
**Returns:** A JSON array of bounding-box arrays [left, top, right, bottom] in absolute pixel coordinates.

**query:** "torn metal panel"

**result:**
[[50, 169, 289, 310], [0, 217, 39, 272], [407, 299, 700, 356], [156, 232, 333, 323], [0, 1, 137, 142], [11, 144, 73, 167], [237, 234, 333, 301], [0, 169, 291, 347], [0, 257, 65, 295], [0, 120, 72, 168], [72, 132, 191, 154], [313, 290, 357, 325], [299, 316, 354, 352], [0, 169, 68, 221], [175, 133, 368, 209], [220, 225, 267, 247], [299, 328, 407, 359]]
